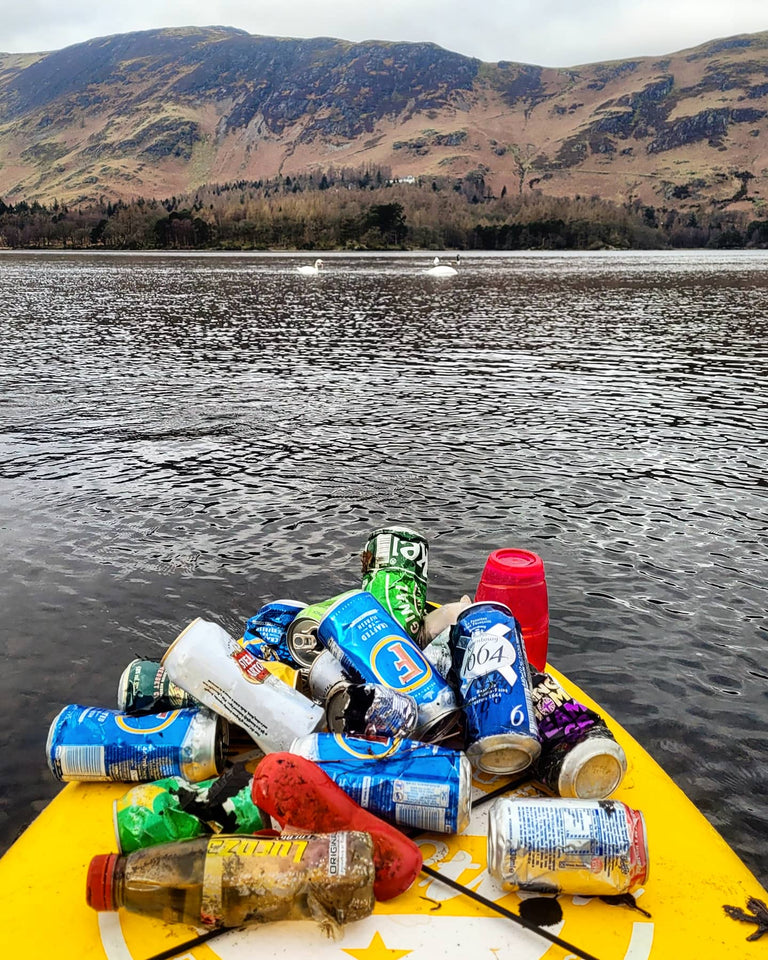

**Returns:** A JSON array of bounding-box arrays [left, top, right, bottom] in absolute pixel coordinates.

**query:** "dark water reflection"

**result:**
[[1, 249, 766, 881]]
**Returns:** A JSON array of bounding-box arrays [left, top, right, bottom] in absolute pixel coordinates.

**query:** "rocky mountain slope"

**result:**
[[1, 25, 768, 212]]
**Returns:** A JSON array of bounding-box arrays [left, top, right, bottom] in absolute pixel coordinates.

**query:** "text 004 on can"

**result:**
[[242, 599, 307, 669], [317, 589, 458, 739], [487, 796, 649, 896], [450, 601, 540, 775], [117, 659, 199, 714], [290, 732, 472, 834], [46, 705, 224, 783], [361, 526, 428, 642]]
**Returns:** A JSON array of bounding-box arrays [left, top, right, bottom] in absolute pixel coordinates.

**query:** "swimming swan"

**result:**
[[297, 258, 324, 276], [425, 256, 458, 277]]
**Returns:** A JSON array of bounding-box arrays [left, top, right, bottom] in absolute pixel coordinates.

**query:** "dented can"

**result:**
[[117, 659, 199, 714], [361, 527, 428, 642], [242, 600, 307, 669], [46, 704, 224, 783], [450, 601, 540, 775], [317, 589, 458, 738], [307, 649, 350, 704], [291, 732, 472, 834], [487, 797, 649, 896]]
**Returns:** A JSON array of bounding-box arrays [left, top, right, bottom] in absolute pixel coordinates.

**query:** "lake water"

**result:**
[[0, 249, 766, 883]]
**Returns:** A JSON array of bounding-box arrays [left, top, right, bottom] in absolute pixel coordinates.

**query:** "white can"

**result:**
[[162, 618, 324, 754]]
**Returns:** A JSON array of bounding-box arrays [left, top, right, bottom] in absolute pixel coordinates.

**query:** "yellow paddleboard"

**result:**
[[1, 666, 765, 960]]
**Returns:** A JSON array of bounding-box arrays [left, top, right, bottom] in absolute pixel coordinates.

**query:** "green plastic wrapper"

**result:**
[[114, 765, 269, 853]]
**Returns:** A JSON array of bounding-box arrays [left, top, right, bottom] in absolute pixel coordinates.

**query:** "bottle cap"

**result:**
[[479, 549, 545, 586], [86, 853, 119, 911]]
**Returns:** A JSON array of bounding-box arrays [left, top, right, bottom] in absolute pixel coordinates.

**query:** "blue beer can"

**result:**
[[450, 601, 541, 775], [46, 704, 223, 783], [242, 599, 307, 668], [317, 589, 458, 738], [290, 732, 472, 833]]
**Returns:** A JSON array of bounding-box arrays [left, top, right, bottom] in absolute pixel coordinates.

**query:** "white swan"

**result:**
[[297, 258, 324, 276], [425, 256, 458, 277]]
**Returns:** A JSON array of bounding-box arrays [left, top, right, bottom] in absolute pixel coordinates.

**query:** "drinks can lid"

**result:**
[[480, 549, 546, 586], [86, 853, 118, 912]]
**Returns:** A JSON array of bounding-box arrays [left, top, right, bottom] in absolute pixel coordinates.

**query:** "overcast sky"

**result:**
[[2, 0, 767, 67]]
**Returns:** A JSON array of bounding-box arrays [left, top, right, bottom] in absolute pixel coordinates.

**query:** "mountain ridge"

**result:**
[[2, 25, 768, 213]]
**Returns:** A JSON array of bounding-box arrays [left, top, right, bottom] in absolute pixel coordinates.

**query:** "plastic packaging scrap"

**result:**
[[86, 829, 376, 933], [252, 752, 423, 902], [114, 763, 270, 853]]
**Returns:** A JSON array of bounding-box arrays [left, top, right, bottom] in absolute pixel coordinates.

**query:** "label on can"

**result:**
[[118, 660, 197, 714], [47, 705, 219, 783], [290, 732, 470, 834]]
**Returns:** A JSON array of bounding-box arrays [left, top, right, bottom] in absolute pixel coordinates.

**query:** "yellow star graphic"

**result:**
[[342, 930, 413, 960]]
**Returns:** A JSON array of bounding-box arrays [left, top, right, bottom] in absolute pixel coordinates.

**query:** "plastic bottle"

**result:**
[[86, 831, 375, 930]]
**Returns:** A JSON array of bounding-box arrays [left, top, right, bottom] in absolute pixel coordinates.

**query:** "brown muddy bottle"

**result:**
[[86, 831, 376, 929]]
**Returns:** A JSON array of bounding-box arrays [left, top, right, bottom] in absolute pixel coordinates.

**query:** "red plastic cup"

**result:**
[[474, 548, 549, 670]]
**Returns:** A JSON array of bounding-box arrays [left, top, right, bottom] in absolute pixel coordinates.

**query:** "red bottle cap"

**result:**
[[479, 549, 545, 586], [86, 853, 118, 912]]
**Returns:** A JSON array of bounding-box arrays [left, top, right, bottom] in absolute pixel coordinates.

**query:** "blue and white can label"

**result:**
[[242, 599, 307, 668], [317, 589, 458, 737], [290, 732, 472, 834], [46, 704, 221, 783], [451, 601, 540, 775]]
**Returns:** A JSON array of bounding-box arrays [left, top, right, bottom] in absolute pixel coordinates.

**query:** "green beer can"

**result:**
[[117, 659, 198, 714], [113, 768, 269, 853], [361, 526, 429, 642]]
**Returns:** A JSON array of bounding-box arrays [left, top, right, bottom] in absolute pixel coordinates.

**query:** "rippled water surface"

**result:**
[[1, 249, 766, 881]]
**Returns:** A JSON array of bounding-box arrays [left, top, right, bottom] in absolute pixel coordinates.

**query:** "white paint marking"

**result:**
[[97, 913, 134, 960], [624, 921, 654, 960]]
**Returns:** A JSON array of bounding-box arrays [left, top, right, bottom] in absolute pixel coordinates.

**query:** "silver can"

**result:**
[[487, 797, 649, 896], [327, 683, 420, 741], [307, 649, 350, 704]]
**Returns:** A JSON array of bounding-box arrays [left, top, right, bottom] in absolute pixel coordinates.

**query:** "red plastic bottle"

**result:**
[[474, 548, 549, 671]]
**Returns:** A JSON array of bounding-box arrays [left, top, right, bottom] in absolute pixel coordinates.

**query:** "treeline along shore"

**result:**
[[2, 165, 767, 251]]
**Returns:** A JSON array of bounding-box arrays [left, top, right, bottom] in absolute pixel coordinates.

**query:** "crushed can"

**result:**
[[117, 659, 199, 714], [307, 649, 351, 704], [114, 766, 269, 853], [361, 526, 428, 643], [531, 670, 627, 799], [317, 589, 458, 739], [286, 592, 358, 668], [487, 797, 648, 896], [46, 704, 224, 783], [291, 732, 472, 834], [162, 618, 324, 754], [450, 601, 540, 775], [326, 683, 420, 741], [242, 600, 307, 669]]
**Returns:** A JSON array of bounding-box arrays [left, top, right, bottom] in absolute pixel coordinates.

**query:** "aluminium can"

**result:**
[[531, 670, 627, 799], [317, 589, 458, 738], [286, 592, 357, 668], [487, 797, 649, 896], [291, 732, 472, 834], [117, 659, 199, 714], [46, 704, 224, 783], [307, 649, 351, 703], [325, 683, 420, 740], [242, 599, 307, 669], [450, 601, 540, 775], [361, 526, 428, 642]]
